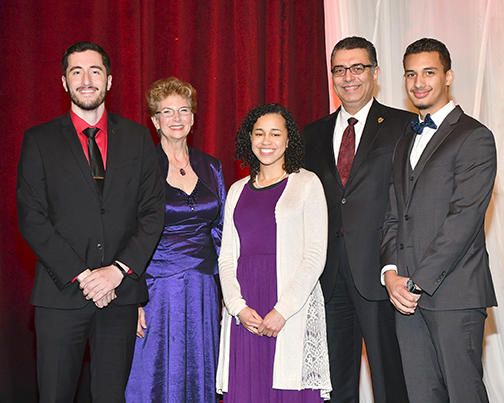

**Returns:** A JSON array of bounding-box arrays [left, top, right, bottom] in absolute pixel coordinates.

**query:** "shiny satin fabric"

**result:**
[[126, 168, 224, 402], [146, 182, 219, 278]]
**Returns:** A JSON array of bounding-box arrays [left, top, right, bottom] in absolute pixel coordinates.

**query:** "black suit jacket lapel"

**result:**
[[347, 100, 385, 187], [102, 112, 121, 200], [320, 110, 341, 187], [61, 112, 101, 200]]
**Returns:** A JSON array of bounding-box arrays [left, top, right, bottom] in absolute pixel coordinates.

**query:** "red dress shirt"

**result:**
[[70, 109, 108, 169]]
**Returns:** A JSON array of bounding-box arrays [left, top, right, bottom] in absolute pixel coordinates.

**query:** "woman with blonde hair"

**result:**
[[126, 77, 226, 403]]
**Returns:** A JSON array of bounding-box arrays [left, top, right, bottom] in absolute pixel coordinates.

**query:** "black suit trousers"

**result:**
[[325, 240, 408, 403], [35, 302, 138, 403]]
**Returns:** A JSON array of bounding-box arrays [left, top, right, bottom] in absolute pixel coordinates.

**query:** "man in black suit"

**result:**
[[381, 38, 497, 403], [302, 36, 411, 403], [17, 42, 165, 402]]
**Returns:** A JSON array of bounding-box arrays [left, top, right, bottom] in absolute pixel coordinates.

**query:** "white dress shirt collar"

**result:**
[[410, 100, 456, 169], [334, 98, 374, 158], [419, 100, 456, 126]]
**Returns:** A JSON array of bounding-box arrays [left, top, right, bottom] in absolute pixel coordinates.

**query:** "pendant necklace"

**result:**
[[255, 171, 287, 189], [172, 160, 190, 176]]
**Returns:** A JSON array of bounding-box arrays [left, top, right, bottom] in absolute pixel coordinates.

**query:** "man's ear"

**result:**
[[445, 69, 454, 87], [62, 76, 68, 92]]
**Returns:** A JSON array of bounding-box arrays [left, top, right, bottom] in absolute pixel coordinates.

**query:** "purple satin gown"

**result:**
[[223, 179, 323, 403], [126, 178, 221, 403]]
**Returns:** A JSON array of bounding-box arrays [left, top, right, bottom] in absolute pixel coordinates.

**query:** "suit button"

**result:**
[[341, 198, 347, 204], [97, 243, 103, 250], [399, 244, 404, 250], [101, 209, 105, 214], [404, 215, 410, 220], [410, 176, 414, 181], [335, 232, 341, 237]]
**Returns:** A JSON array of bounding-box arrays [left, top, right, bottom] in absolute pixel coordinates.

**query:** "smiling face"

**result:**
[[404, 51, 453, 118], [331, 48, 379, 115], [62, 50, 112, 112], [250, 113, 288, 171], [151, 94, 194, 142]]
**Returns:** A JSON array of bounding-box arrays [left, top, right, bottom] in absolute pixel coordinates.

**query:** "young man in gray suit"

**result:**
[[302, 36, 411, 403], [17, 42, 165, 402], [381, 38, 497, 403]]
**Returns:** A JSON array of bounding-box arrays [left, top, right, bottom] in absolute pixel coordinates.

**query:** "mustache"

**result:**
[[76, 85, 99, 91], [410, 86, 431, 92]]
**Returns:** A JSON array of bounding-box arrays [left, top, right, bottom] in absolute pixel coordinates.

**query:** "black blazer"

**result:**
[[381, 106, 497, 310], [302, 99, 415, 302], [17, 111, 165, 309]]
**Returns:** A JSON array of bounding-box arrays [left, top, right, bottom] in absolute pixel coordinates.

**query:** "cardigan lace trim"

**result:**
[[301, 285, 331, 390]]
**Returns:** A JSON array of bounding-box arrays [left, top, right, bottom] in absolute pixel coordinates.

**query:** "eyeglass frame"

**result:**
[[331, 63, 374, 77], [154, 107, 193, 118]]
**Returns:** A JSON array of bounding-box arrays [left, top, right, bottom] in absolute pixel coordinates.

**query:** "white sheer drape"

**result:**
[[324, 1, 504, 402]]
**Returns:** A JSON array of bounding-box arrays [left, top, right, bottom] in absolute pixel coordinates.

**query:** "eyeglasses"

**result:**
[[331, 64, 373, 77], [155, 107, 192, 118]]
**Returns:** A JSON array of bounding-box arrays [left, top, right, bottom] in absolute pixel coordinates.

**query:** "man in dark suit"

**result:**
[[302, 36, 411, 403], [17, 42, 165, 402], [381, 38, 497, 403]]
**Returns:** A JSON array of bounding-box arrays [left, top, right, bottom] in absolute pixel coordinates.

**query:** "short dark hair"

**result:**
[[62, 41, 111, 77], [403, 38, 451, 73], [235, 104, 304, 178], [331, 36, 378, 68]]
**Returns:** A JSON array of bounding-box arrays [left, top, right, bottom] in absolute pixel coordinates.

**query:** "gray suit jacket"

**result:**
[[381, 106, 497, 310]]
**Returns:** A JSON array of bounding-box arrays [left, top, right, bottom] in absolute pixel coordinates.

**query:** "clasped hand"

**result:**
[[238, 307, 286, 338], [77, 265, 124, 308]]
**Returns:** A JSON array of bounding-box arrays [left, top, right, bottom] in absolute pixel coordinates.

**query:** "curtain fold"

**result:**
[[0, 1, 328, 401], [324, 1, 504, 402]]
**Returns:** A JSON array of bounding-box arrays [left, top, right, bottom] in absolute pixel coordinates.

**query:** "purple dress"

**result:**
[[126, 177, 222, 403], [223, 179, 323, 403]]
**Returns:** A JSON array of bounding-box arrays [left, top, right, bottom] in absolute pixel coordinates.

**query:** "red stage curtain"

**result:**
[[0, 1, 328, 401]]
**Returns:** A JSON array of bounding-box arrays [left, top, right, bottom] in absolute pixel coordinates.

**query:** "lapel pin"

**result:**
[[378, 117, 384, 123]]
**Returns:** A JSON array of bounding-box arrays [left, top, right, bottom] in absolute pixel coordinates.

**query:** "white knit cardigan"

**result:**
[[216, 168, 332, 399]]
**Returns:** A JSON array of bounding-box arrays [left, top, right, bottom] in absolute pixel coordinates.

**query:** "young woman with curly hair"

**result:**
[[216, 104, 332, 402]]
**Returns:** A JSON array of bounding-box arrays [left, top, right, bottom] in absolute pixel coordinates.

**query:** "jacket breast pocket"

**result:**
[[366, 146, 394, 159], [113, 157, 139, 170]]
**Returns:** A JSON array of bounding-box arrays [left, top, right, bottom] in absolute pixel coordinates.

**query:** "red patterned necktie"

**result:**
[[337, 117, 358, 187]]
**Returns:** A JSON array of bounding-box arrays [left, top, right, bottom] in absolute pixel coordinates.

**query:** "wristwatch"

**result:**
[[406, 279, 423, 295], [112, 261, 128, 277]]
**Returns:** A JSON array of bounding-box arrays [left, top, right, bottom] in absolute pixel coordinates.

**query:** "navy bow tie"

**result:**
[[411, 114, 437, 134]]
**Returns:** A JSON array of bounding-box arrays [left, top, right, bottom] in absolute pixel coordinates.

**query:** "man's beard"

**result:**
[[68, 85, 107, 111], [415, 102, 432, 111], [409, 87, 432, 111]]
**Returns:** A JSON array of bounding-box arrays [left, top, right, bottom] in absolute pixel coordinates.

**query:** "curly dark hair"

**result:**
[[235, 104, 304, 178]]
